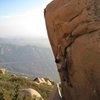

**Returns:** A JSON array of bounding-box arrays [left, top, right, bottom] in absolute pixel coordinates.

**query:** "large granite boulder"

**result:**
[[20, 88, 44, 100], [44, 0, 100, 100]]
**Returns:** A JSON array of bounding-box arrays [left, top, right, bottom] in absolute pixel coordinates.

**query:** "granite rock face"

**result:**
[[44, 0, 100, 100]]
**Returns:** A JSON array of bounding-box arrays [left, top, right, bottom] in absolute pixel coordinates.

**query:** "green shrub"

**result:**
[[0, 92, 5, 100], [12, 85, 19, 100]]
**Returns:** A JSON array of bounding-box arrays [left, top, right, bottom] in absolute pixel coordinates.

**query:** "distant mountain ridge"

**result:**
[[0, 37, 51, 47], [0, 38, 59, 80]]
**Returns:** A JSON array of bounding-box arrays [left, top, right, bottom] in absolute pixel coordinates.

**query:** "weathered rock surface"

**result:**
[[0, 68, 6, 74], [48, 84, 62, 100], [33, 77, 54, 85], [20, 88, 44, 100], [44, 0, 100, 100]]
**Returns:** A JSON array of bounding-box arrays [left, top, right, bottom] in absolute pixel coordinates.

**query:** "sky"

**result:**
[[0, 0, 52, 38]]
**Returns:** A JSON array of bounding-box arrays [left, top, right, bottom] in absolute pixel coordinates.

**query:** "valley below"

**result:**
[[0, 38, 59, 81]]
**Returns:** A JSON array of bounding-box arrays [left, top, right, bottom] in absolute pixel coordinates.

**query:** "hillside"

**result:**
[[0, 38, 59, 81], [0, 73, 54, 100]]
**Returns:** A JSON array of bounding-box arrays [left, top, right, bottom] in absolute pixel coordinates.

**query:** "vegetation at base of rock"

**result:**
[[0, 74, 54, 100], [0, 92, 5, 100], [12, 85, 19, 100]]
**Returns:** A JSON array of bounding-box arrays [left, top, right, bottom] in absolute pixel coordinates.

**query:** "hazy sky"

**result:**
[[0, 0, 52, 38]]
